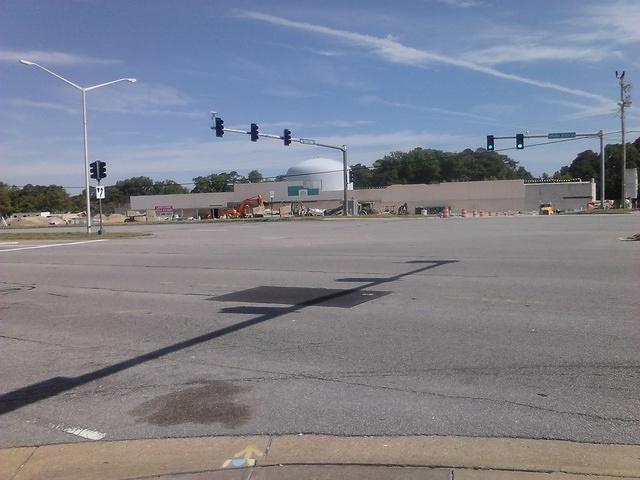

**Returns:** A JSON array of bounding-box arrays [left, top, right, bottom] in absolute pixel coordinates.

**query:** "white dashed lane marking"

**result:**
[[0, 239, 107, 252]]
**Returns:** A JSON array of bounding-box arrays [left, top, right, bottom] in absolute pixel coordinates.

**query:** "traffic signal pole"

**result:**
[[90, 160, 107, 234], [488, 130, 606, 206], [212, 113, 350, 215], [97, 177, 104, 235]]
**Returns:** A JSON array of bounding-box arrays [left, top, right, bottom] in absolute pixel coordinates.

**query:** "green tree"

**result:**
[[247, 170, 263, 183], [9, 184, 72, 213], [364, 147, 532, 187], [350, 164, 374, 188], [152, 180, 188, 195], [0, 182, 12, 216], [551, 137, 640, 201], [114, 176, 154, 197], [191, 172, 238, 193]]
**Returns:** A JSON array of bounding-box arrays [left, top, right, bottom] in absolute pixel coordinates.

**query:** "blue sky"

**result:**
[[1, 0, 639, 191]]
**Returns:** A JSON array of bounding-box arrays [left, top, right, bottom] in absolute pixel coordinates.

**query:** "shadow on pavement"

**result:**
[[0, 260, 457, 415]]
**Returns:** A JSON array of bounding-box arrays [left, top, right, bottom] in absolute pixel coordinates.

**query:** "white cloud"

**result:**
[[6, 98, 77, 114], [324, 119, 374, 128], [240, 11, 615, 106], [546, 100, 619, 121], [89, 82, 192, 114], [316, 50, 345, 57], [463, 44, 622, 66], [570, 2, 640, 45], [262, 86, 319, 99], [431, 0, 483, 7], [7, 82, 196, 117], [358, 94, 499, 124], [0, 48, 121, 65], [319, 130, 465, 150], [464, 2, 637, 70]]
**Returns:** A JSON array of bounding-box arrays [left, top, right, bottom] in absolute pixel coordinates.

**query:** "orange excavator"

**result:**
[[220, 195, 265, 219]]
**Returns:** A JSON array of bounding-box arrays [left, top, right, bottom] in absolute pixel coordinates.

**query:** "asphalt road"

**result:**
[[1, 215, 639, 448]]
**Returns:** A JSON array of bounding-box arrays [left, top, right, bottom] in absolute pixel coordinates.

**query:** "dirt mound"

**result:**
[[106, 214, 126, 223], [8, 216, 49, 226]]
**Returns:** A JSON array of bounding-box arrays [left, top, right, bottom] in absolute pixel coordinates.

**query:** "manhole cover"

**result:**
[[211, 286, 390, 309]]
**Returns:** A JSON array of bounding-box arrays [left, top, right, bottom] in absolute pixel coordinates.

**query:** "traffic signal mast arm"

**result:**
[[210, 112, 348, 215], [490, 133, 600, 140], [211, 117, 345, 152]]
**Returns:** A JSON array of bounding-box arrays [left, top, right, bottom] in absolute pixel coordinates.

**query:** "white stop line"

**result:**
[[0, 239, 107, 252]]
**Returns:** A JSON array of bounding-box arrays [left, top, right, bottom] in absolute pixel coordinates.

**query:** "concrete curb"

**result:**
[[3, 435, 640, 480]]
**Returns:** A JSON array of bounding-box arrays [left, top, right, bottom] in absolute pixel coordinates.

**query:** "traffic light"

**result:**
[[98, 161, 107, 179], [214, 117, 224, 137], [89, 161, 98, 180], [486, 135, 495, 151], [283, 128, 291, 146], [250, 123, 259, 142], [516, 133, 524, 149], [348, 169, 353, 183]]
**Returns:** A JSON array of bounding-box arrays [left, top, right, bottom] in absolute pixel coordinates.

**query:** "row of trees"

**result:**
[[191, 170, 263, 193], [0, 178, 191, 216], [549, 136, 640, 201], [0, 171, 268, 216], [350, 148, 532, 188], [2, 138, 638, 216]]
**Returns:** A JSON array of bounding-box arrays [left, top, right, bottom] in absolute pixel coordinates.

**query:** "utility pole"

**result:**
[[600, 130, 605, 209], [616, 71, 632, 207]]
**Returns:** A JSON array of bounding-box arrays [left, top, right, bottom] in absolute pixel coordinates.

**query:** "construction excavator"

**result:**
[[220, 195, 265, 219]]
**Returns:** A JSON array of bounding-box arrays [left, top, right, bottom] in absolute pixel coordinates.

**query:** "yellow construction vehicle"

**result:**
[[539, 203, 554, 215], [220, 195, 265, 219]]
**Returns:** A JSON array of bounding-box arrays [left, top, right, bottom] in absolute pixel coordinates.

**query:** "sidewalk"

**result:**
[[3, 435, 640, 480]]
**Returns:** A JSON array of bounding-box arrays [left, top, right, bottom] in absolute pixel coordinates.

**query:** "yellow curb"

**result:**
[[265, 436, 640, 477], [9, 436, 268, 480], [2, 435, 639, 480], [454, 471, 640, 480], [250, 465, 451, 479], [0, 447, 35, 480]]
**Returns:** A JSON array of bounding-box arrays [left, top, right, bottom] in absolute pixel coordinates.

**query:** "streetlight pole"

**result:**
[[19, 59, 136, 233], [82, 89, 90, 232]]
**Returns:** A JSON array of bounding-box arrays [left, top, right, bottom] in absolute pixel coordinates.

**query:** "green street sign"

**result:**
[[299, 138, 316, 145], [548, 132, 576, 139]]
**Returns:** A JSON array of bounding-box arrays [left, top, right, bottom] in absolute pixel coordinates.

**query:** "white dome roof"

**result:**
[[283, 157, 351, 192], [285, 157, 343, 176]]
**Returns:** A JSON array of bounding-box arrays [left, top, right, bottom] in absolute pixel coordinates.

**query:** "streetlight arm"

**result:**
[[19, 60, 82, 90], [85, 78, 136, 92]]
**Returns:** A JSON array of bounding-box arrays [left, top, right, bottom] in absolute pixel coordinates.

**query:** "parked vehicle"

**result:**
[[539, 203, 554, 215]]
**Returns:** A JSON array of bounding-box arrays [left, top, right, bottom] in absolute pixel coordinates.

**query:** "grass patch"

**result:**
[[0, 231, 151, 240]]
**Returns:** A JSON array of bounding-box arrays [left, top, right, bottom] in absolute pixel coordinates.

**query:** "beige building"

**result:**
[[130, 178, 595, 217]]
